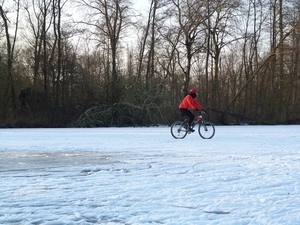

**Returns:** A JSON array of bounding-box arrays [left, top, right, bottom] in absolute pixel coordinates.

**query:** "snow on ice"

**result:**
[[1, 125, 300, 224]]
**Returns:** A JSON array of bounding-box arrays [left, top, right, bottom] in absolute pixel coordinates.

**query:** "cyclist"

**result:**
[[179, 88, 204, 132]]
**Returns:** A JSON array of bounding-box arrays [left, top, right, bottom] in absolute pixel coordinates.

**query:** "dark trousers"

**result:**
[[179, 108, 195, 127]]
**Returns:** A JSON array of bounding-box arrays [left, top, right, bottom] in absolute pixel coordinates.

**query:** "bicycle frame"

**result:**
[[192, 115, 210, 131]]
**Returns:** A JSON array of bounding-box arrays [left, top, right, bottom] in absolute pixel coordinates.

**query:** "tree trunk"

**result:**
[[0, 4, 19, 118]]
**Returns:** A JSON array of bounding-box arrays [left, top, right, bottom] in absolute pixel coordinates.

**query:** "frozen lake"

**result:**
[[1, 126, 300, 224]]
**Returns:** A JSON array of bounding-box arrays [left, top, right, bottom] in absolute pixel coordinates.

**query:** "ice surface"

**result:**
[[1, 126, 300, 224]]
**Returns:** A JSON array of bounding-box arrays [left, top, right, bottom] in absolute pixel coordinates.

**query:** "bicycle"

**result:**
[[170, 111, 215, 139]]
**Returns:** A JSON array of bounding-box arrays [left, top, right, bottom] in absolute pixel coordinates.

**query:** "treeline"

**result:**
[[0, 0, 299, 128]]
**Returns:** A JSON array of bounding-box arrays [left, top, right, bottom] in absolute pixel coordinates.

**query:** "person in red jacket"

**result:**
[[179, 88, 204, 132]]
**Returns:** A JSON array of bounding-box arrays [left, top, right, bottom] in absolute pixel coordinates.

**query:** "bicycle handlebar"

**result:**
[[199, 110, 206, 115]]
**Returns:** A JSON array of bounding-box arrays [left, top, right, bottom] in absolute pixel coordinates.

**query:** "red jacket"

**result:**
[[179, 95, 203, 111]]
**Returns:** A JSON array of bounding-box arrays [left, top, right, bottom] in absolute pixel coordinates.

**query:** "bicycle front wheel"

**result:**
[[198, 121, 215, 139], [171, 121, 188, 139]]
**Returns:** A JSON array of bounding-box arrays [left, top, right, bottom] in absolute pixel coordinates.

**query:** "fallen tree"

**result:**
[[68, 101, 169, 127]]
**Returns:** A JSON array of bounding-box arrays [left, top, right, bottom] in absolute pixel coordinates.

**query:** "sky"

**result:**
[[132, 0, 149, 12], [1, 125, 300, 224]]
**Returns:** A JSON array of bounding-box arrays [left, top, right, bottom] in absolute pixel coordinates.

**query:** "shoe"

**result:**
[[188, 128, 195, 133]]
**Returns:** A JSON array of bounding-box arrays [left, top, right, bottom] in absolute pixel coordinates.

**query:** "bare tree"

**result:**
[[0, 0, 20, 119], [171, 0, 208, 95], [207, 0, 241, 115], [80, 0, 132, 103], [48, 0, 68, 107], [239, 0, 266, 120], [23, 0, 52, 92], [278, 0, 285, 123], [137, 0, 158, 90]]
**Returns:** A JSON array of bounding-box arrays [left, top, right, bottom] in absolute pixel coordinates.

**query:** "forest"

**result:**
[[0, 0, 299, 128]]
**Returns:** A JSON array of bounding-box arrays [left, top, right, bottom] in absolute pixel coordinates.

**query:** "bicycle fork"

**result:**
[[201, 122, 208, 131]]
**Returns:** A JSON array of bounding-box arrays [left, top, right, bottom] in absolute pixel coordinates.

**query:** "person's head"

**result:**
[[188, 88, 198, 98]]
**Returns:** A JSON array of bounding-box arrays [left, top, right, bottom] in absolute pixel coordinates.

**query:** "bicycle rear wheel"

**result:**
[[171, 121, 188, 139], [198, 121, 215, 139]]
